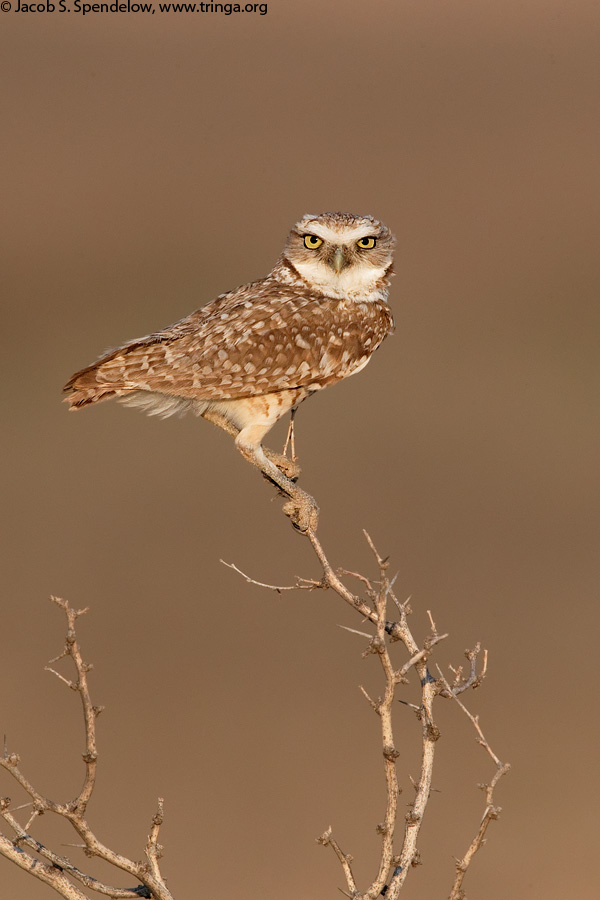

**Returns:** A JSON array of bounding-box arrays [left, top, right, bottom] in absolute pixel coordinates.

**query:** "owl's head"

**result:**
[[282, 212, 395, 296]]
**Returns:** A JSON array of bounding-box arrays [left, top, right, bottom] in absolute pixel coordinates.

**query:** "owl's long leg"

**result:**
[[281, 408, 297, 461], [201, 408, 300, 480], [235, 425, 318, 533]]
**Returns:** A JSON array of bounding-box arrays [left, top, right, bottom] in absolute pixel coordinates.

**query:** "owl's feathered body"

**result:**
[[65, 275, 394, 411], [64, 212, 396, 531]]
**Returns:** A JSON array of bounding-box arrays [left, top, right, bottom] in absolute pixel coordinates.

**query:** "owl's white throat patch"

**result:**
[[292, 257, 388, 297]]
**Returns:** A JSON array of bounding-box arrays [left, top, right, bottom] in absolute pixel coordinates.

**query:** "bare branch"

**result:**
[[235, 511, 504, 899], [337, 569, 375, 595], [439, 644, 487, 698], [0, 598, 173, 900], [144, 799, 165, 884], [363, 530, 389, 570], [293, 528, 443, 899], [436, 667, 510, 899], [45, 668, 78, 691], [48, 596, 97, 815], [359, 685, 379, 711], [397, 634, 448, 680], [0, 832, 90, 900], [220, 559, 322, 592], [0, 807, 149, 899], [316, 828, 358, 895]]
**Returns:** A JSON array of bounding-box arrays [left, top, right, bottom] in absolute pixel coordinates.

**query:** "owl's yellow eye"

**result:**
[[357, 237, 377, 250], [304, 234, 324, 249]]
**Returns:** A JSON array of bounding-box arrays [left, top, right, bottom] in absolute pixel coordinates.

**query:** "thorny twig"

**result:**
[[224, 526, 506, 899], [0, 597, 172, 900], [219, 560, 322, 592], [436, 668, 511, 900]]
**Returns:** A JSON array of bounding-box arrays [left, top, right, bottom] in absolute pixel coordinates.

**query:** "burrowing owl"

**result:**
[[64, 212, 395, 532]]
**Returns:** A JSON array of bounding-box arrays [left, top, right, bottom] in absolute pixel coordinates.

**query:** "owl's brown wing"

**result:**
[[64, 278, 394, 408]]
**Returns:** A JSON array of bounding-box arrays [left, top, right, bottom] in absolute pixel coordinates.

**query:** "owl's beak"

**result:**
[[332, 246, 348, 274]]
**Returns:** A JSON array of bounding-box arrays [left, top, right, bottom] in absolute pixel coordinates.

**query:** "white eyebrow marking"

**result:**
[[300, 223, 380, 244]]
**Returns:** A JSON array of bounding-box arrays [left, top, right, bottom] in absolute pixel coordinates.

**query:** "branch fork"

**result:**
[[225, 525, 508, 899], [0, 598, 174, 900]]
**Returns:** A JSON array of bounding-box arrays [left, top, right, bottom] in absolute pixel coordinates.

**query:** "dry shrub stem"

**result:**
[[1, 486, 508, 899], [436, 668, 511, 900], [224, 523, 508, 899], [0, 598, 172, 900]]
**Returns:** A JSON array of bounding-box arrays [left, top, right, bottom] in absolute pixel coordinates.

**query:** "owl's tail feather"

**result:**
[[63, 365, 198, 419], [63, 361, 128, 410], [64, 386, 121, 409]]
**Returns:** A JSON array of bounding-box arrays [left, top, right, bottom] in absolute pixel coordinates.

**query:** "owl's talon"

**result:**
[[264, 449, 301, 481], [282, 496, 319, 533]]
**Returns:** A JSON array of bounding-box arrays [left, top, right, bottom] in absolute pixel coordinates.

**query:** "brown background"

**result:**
[[2, 1, 599, 898]]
